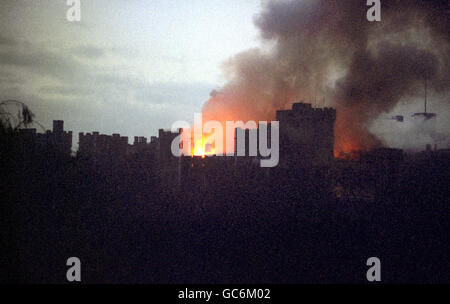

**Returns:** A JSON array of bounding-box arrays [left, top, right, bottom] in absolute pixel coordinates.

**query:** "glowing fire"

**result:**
[[190, 135, 215, 158], [334, 141, 363, 161]]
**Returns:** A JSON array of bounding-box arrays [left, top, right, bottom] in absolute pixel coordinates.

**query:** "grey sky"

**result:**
[[0, 0, 261, 148]]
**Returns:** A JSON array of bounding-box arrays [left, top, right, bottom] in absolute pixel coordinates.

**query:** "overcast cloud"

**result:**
[[0, 0, 260, 149]]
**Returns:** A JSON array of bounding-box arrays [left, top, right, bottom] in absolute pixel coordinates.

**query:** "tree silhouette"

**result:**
[[0, 100, 36, 132]]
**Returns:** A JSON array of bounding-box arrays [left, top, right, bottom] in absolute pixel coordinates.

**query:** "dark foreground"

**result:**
[[1, 147, 448, 284]]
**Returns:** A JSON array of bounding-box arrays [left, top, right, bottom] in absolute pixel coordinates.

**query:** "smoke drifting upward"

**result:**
[[202, 0, 449, 154]]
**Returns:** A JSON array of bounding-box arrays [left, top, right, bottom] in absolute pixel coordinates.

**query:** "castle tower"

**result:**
[[276, 102, 336, 166]]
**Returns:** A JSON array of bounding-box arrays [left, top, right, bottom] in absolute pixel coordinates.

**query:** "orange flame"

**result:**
[[185, 132, 216, 158]]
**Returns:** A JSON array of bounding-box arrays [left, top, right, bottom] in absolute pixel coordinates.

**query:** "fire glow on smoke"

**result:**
[[195, 0, 449, 157]]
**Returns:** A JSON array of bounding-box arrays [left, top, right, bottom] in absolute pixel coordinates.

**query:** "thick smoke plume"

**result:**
[[202, 0, 449, 154]]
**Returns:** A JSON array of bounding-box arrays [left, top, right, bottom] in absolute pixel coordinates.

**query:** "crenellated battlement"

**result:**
[[276, 102, 336, 122]]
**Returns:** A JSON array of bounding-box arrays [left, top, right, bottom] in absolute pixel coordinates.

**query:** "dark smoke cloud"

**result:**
[[202, 0, 449, 153]]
